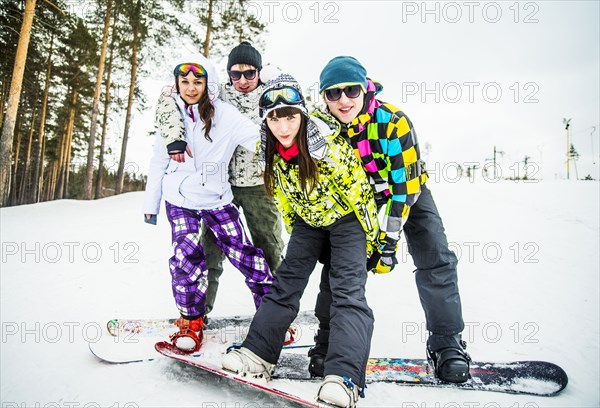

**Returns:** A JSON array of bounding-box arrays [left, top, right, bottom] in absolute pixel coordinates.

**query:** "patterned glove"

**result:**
[[367, 232, 399, 274], [375, 241, 398, 274]]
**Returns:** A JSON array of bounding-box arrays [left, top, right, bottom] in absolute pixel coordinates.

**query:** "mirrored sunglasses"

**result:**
[[229, 69, 258, 81], [259, 87, 303, 110], [174, 63, 207, 78], [324, 85, 362, 102]]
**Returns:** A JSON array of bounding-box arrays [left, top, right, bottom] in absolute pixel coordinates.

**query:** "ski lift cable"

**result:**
[[571, 125, 600, 136]]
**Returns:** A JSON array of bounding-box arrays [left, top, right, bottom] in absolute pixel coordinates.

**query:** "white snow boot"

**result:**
[[221, 347, 274, 381], [317, 375, 360, 408]]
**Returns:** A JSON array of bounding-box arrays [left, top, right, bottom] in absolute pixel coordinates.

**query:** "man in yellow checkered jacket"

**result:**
[[309, 56, 470, 386]]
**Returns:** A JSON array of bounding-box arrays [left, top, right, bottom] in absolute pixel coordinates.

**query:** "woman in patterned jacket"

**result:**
[[220, 73, 379, 408], [143, 53, 273, 353]]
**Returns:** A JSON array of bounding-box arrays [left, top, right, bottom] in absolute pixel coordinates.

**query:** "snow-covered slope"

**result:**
[[1, 179, 598, 407]]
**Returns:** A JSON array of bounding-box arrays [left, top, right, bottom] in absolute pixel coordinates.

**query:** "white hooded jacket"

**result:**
[[143, 54, 260, 214]]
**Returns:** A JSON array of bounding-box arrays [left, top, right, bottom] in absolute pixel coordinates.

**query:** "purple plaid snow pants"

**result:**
[[165, 201, 273, 319]]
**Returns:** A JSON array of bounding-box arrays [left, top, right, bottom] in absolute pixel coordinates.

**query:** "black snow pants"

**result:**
[[315, 184, 464, 348], [243, 213, 374, 387]]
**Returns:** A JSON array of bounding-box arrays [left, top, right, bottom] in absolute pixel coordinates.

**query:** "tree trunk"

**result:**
[[53, 123, 66, 200], [19, 103, 37, 204], [54, 120, 68, 200], [0, 76, 8, 129], [55, 89, 77, 199], [9, 116, 23, 206], [62, 91, 77, 198], [115, 1, 140, 194], [202, 0, 214, 57], [37, 129, 47, 202], [32, 34, 53, 203], [0, 0, 37, 207], [95, 29, 116, 199], [84, 0, 113, 199], [46, 161, 57, 201]]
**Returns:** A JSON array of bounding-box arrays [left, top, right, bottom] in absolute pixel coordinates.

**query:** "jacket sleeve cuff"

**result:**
[[167, 140, 187, 154]]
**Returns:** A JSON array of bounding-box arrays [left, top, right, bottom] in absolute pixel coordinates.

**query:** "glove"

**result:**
[[144, 214, 157, 225], [367, 232, 399, 274], [167, 140, 187, 155], [375, 243, 398, 274], [167, 141, 192, 163]]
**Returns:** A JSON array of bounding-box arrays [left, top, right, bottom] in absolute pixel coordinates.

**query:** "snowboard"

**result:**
[[89, 311, 318, 364], [155, 341, 323, 407], [155, 341, 568, 398], [105, 310, 318, 337]]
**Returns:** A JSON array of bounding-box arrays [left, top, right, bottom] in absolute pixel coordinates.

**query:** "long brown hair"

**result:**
[[263, 107, 319, 197], [197, 87, 215, 142]]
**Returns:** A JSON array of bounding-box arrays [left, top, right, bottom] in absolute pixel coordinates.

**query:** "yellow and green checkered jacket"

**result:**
[[272, 114, 380, 255], [342, 79, 429, 240]]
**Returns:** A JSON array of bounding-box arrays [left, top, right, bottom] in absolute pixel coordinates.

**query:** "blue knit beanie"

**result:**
[[319, 56, 368, 93]]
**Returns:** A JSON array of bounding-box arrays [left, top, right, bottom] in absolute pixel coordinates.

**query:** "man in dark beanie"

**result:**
[[200, 42, 285, 320]]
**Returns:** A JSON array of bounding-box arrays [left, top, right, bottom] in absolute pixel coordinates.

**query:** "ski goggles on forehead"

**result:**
[[259, 86, 303, 110], [324, 85, 362, 102], [229, 69, 257, 81], [173, 63, 207, 78]]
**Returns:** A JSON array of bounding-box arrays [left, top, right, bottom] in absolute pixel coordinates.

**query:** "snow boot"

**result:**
[[170, 316, 205, 353], [317, 375, 360, 408], [221, 347, 274, 381], [307, 328, 329, 377], [427, 333, 471, 383]]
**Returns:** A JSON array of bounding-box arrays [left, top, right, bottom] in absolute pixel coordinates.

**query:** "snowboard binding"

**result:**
[[307, 328, 329, 378], [170, 316, 205, 353], [222, 347, 275, 381], [283, 327, 297, 346], [426, 334, 471, 383]]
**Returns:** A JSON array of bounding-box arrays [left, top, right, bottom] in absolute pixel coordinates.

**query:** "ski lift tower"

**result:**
[[563, 118, 572, 179], [492, 146, 504, 179]]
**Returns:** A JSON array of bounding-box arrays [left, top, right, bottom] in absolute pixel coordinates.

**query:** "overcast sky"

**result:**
[[124, 0, 599, 181]]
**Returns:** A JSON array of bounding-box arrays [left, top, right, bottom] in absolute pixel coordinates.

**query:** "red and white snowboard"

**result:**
[[155, 341, 324, 407]]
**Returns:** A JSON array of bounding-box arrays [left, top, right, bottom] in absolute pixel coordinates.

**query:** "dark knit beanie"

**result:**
[[227, 41, 262, 71]]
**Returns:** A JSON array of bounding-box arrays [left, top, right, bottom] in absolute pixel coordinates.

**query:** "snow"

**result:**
[[1, 179, 599, 408]]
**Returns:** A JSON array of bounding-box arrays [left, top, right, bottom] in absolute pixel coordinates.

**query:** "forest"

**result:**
[[0, 0, 266, 206]]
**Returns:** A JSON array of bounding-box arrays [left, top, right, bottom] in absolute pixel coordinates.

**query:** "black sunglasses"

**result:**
[[324, 85, 362, 102], [229, 69, 258, 81]]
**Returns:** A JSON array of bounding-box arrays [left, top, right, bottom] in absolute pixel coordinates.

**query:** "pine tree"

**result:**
[[0, 0, 37, 206], [114, 0, 187, 194], [568, 144, 580, 180], [196, 0, 267, 58], [83, 0, 113, 199]]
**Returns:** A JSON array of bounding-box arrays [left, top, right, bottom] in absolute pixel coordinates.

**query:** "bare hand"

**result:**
[[171, 146, 193, 163]]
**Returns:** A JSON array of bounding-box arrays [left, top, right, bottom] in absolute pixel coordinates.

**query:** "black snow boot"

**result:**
[[427, 333, 471, 383], [307, 329, 329, 378]]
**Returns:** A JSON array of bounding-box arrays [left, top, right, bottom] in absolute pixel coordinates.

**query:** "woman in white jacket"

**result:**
[[143, 54, 273, 353]]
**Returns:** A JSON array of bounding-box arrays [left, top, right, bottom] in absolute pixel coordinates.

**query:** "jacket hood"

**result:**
[[361, 78, 383, 116], [257, 73, 327, 170], [173, 53, 220, 102]]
